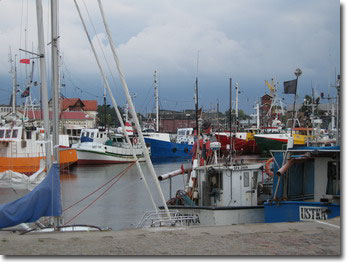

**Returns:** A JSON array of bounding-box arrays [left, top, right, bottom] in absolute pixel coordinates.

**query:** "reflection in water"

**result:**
[[61, 162, 185, 231], [0, 162, 188, 231], [60, 173, 77, 180]]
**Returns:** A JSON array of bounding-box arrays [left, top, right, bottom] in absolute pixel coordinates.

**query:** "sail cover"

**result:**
[[0, 163, 61, 229]]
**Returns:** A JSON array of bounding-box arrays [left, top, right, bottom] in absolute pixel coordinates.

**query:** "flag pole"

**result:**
[[291, 68, 302, 135]]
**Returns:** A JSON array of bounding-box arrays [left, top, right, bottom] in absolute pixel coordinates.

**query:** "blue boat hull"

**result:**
[[144, 137, 193, 163], [264, 201, 340, 223]]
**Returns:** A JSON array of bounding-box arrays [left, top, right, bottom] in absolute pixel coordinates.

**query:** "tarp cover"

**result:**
[[0, 163, 61, 229]]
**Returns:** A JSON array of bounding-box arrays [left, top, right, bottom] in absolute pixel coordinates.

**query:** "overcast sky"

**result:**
[[0, 0, 340, 115]]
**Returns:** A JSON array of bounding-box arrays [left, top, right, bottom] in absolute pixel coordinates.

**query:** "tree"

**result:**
[[96, 105, 124, 127], [224, 109, 251, 122]]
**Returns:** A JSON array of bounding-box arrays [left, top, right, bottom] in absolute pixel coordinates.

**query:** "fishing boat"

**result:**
[[264, 145, 340, 223], [72, 128, 147, 164], [157, 127, 273, 226], [215, 131, 258, 155], [254, 127, 314, 155], [0, 124, 77, 174], [144, 127, 194, 162]]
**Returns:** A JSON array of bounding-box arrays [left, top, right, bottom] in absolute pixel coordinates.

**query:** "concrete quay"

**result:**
[[0, 217, 340, 256]]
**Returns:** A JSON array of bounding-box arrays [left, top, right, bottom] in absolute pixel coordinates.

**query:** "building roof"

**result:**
[[61, 98, 97, 111], [21, 110, 93, 120]]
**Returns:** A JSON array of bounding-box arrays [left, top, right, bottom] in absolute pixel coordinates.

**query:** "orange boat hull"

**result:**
[[0, 148, 77, 175]]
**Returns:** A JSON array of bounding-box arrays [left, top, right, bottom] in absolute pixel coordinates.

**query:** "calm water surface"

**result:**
[[1, 156, 262, 231], [0, 161, 189, 231], [61, 161, 189, 231]]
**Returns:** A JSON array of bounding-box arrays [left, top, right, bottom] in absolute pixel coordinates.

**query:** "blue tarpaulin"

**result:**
[[0, 163, 61, 229]]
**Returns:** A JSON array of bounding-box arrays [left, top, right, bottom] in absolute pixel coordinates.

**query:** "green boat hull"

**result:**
[[254, 136, 287, 155]]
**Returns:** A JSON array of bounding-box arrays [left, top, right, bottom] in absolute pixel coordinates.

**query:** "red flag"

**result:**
[[20, 59, 30, 64]]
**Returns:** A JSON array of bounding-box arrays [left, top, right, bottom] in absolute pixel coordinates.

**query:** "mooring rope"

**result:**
[[62, 162, 136, 225], [63, 161, 136, 212]]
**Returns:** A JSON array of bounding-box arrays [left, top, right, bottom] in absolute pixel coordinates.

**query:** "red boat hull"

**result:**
[[215, 133, 258, 155]]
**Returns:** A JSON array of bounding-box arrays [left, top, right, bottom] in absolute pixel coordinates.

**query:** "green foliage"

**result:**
[[224, 109, 251, 122], [97, 105, 124, 127]]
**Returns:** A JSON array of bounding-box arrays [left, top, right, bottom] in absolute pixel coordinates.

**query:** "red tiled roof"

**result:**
[[22, 110, 93, 120], [81, 100, 97, 111], [61, 98, 97, 111]]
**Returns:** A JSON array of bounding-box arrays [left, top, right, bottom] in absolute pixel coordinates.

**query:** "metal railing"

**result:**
[[136, 210, 199, 228]]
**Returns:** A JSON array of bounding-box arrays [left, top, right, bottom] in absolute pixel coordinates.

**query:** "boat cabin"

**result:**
[[265, 146, 340, 222], [176, 128, 194, 145], [79, 128, 108, 144], [193, 162, 266, 207]]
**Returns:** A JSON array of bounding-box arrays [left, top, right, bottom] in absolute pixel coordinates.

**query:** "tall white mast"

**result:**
[[9, 50, 17, 116], [154, 70, 159, 132], [74, 0, 158, 213], [256, 102, 260, 130], [96, 0, 170, 217], [235, 82, 239, 132], [36, 0, 52, 170], [51, 0, 60, 162]]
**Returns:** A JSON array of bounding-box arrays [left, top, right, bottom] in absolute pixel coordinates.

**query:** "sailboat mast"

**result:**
[[75, 0, 159, 214], [96, 0, 170, 217], [51, 0, 60, 162], [36, 0, 52, 170], [154, 70, 159, 132]]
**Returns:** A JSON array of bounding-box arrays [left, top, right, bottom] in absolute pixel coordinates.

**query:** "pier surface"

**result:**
[[0, 217, 340, 256]]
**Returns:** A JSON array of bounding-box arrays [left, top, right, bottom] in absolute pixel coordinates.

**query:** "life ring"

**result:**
[[265, 158, 274, 176]]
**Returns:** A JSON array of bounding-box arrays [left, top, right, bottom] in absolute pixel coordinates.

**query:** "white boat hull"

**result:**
[[73, 142, 146, 164]]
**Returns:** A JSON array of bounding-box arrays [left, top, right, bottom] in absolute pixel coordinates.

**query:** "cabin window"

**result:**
[[5, 130, 11, 138], [0, 130, 4, 138], [12, 129, 18, 138], [178, 130, 185, 136], [91, 132, 94, 138], [100, 134, 103, 138], [252, 171, 258, 189], [209, 169, 223, 190], [26, 131, 32, 140], [326, 161, 340, 195], [82, 132, 85, 137], [86, 132, 90, 138], [243, 172, 250, 187]]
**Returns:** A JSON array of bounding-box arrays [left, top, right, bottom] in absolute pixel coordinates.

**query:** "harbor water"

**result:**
[[0, 161, 191, 231]]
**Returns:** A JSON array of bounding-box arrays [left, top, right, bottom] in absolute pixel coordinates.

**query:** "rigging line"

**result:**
[[63, 162, 136, 226], [63, 161, 136, 212], [81, 0, 120, 98], [139, 84, 155, 114], [61, 61, 101, 98]]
